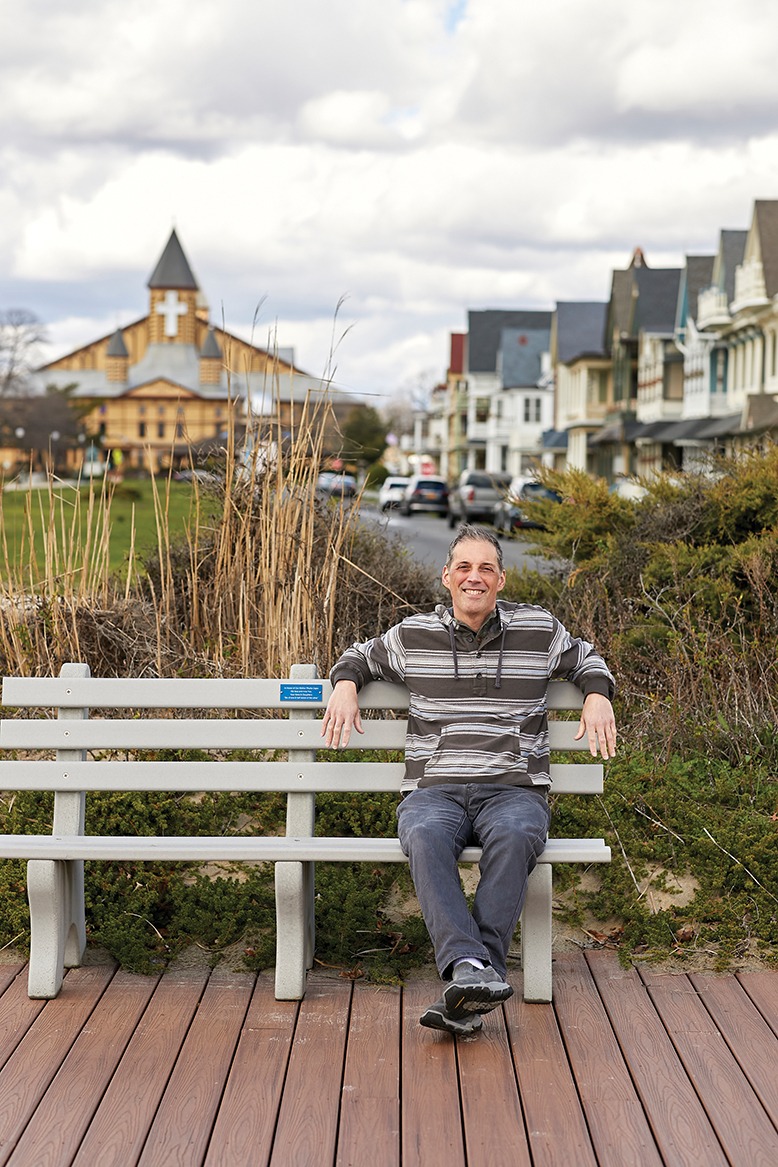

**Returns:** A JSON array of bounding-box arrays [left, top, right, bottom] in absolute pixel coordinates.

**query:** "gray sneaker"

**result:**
[[419, 997, 484, 1037], [443, 963, 513, 1019]]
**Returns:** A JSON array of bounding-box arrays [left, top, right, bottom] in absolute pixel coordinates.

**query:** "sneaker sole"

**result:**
[[443, 980, 513, 1019], [419, 1006, 483, 1037]]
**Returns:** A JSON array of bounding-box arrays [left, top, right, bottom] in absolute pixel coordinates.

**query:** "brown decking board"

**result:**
[[638, 963, 778, 1165], [0, 949, 776, 1165], [584, 950, 728, 1167], [336, 981, 401, 1167]]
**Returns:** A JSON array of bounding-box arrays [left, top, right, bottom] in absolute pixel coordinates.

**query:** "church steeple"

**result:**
[[147, 229, 200, 345], [106, 327, 129, 383], [148, 229, 199, 290]]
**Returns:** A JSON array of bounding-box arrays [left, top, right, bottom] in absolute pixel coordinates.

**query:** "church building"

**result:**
[[34, 230, 348, 473]]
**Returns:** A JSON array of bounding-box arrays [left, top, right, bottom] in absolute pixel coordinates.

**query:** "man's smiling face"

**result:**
[[441, 537, 506, 631]]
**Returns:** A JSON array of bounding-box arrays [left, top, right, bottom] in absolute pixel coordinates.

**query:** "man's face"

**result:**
[[442, 538, 506, 630]]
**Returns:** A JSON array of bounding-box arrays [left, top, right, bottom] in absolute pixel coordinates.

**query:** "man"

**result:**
[[322, 524, 616, 1037]]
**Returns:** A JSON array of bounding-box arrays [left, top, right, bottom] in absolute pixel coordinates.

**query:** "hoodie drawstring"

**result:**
[[448, 621, 460, 679], [448, 616, 506, 689], [495, 625, 506, 690]]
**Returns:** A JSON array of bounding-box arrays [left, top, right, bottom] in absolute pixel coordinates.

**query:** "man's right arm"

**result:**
[[321, 679, 363, 749]]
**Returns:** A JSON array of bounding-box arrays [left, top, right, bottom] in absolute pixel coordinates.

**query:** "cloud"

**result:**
[[2, 0, 778, 399]]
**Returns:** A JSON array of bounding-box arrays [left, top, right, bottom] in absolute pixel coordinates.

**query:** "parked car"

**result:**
[[608, 477, 649, 501], [316, 471, 357, 499], [3, 470, 78, 493], [378, 475, 410, 511], [400, 475, 449, 517], [493, 478, 562, 535], [447, 470, 512, 527]]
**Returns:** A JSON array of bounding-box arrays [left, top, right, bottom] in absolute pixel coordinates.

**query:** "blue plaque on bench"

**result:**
[[280, 683, 324, 703]]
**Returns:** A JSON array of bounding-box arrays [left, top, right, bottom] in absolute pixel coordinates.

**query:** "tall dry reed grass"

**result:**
[[0, 378, 395, 680]]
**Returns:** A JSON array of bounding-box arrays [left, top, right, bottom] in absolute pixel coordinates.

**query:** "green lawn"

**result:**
[[0, 477, 221, 582]]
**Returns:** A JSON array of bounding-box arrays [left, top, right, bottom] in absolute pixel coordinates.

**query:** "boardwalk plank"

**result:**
[[553, 952, 663, 1166], [137, 969, 255, 1167], [690, 972, 778, 1130], [204, 979, 299, 1167], [639, 964, 778, 1166], [504, 974, 597, 1167], [585, 950, 728, 1167], [72, 966, 211, 1167], [456, 1004, 531, 1167], [7, 971, 158, 1167], [0, 970, 46, 1075], [738, 968, 778, 1035], [0, 964, 114, 1167], [1, 953, 778, 1166], [336, 982, 401, 1167], [401, 978, 466, 1167], [269, 974, 352, 1167], [0, 965, 24, 998]]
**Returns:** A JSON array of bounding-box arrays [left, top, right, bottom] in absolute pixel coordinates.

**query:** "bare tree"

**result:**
[[0, 309, 48, 395]]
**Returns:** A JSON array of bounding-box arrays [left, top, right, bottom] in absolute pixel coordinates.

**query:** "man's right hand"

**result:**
[[321, 680, 363, 748]]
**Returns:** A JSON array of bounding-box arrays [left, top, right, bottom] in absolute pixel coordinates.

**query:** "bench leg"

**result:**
[[520, 864, 553, 1003], [274, 861, 315, 1000], [26, 858, 86, 999]]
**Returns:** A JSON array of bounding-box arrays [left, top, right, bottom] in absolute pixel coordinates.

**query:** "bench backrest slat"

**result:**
[[0, 759, 603, 794], [1, 676, 584, 712], [0, 717, 590, 753]]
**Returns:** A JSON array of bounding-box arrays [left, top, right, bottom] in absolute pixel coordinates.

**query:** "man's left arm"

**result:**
[[574, 692, 617, 758]]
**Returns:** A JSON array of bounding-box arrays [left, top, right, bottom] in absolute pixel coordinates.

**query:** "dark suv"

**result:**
[[400, 475, 449, 517], [447, 470, 512, 527]]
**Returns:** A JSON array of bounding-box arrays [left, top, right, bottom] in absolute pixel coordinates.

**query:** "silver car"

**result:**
[[378, 476, 410, 511]]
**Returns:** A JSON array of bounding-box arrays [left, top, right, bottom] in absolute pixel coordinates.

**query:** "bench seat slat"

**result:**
[[0, 759, 603, 794], [1, 677, 583, 712], [0, 833, 611, 865], [0, 718, 589, 752]]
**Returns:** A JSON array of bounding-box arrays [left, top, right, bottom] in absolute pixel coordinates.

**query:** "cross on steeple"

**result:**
[[156, 289, 188, 338]]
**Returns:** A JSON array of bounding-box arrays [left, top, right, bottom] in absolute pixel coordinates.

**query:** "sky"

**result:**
[[3, 0, 778, 409]]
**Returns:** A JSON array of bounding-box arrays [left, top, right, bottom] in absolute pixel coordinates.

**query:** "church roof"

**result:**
[[106, 328, 129, 358], [201, 328, 222, 358], [148, 229, 199, 291]]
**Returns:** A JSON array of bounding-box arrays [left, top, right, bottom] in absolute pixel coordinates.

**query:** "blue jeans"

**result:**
[[396, 784, 550, 980]]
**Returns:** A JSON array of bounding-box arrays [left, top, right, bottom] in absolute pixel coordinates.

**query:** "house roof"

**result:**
[[499, 326, 550, 388], [554, 301, 607, 363], [753, 200, 778, 298], [709, 229, 748, 298], [467, 309, 553, 373], [606, 267, 637, 341], [634, 267, 682, 333], [678, 256, 715, 326], [148, 229, 199, 291]]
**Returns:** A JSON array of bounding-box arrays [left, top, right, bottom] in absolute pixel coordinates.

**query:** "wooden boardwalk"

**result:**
[[0, 948, 777, 1166]]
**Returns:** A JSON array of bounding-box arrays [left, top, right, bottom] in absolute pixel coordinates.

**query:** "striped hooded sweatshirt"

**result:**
[[330, 600, 615, 792]]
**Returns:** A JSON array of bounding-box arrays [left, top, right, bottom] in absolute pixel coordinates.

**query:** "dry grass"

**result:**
[[0, 382, 369, 680]]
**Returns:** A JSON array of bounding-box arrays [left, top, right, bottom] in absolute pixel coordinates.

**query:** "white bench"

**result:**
[[0, 663, 611, 1002]]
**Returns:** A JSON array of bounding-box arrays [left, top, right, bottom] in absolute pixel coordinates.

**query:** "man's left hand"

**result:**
[[575, 693, 617, 758]]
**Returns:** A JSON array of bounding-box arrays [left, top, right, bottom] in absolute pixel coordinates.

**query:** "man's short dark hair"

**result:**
[[447, 524, 504, 572]]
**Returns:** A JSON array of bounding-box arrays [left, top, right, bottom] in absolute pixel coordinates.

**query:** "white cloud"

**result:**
[[4, 0, 778, 399]]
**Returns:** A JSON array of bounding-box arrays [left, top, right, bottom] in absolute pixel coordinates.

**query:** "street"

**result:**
[[361, 506, 550, 573]]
